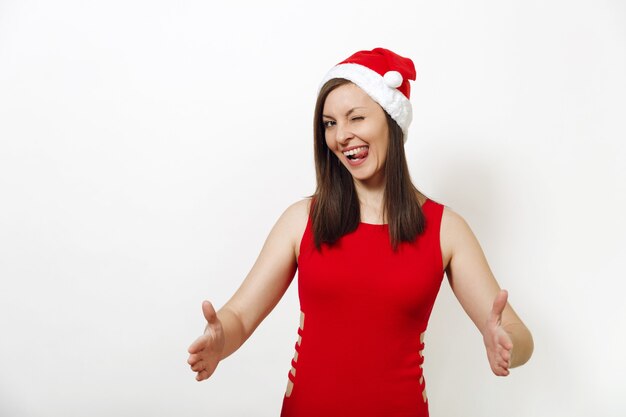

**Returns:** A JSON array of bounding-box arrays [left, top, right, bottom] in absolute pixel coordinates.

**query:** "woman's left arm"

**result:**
[[441, 207, 534, 376]]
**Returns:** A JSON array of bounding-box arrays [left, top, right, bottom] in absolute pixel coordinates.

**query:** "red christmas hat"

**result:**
[[319, 47, 417, 140]]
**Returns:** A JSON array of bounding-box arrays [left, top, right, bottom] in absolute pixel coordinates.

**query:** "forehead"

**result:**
[[322, 82, 378, 113]]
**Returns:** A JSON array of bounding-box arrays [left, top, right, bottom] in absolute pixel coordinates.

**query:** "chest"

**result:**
[[297, 225, 443, 317]]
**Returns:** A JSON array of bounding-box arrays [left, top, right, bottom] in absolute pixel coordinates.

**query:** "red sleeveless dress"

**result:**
[[280, 200, 445, 417]]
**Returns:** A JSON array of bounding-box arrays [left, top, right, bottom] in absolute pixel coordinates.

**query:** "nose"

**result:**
[[335, 122, 354, 144]]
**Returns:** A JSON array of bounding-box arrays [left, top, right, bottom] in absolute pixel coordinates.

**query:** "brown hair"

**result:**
[[311, 78, 425, 250]]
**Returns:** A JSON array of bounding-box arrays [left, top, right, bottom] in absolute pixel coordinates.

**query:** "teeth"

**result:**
[[342, 146, 368, 157]]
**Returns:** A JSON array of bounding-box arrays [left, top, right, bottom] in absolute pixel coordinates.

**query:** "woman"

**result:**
[[187, 48, 533, 416]]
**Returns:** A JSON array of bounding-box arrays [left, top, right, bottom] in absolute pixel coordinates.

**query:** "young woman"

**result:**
[[187, 48, 533, 417]]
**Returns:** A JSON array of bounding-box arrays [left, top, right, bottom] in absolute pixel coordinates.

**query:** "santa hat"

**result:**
[[319, 47, 417, 139]]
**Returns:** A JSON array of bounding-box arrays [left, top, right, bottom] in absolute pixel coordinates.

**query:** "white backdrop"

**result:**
[[1, 0, 625, 416]]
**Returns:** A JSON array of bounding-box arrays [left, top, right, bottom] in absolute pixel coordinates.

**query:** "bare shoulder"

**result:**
[[441, 206, 471, 236], [440, 206, 475, 269], [272, 198, 311, 257], [279, 198, 311, 229]]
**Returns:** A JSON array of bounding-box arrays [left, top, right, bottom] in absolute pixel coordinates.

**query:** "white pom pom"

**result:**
[[383, 71, 403, 88]]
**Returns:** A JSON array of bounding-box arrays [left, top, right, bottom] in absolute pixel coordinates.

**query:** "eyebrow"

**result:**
[[322, 107, 367, 119]]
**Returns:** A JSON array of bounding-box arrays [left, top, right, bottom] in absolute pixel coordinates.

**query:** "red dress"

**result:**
[[280, 200, 445, 417]]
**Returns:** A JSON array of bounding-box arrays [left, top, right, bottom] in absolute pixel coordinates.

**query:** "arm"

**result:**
[[187, 199, 309, 381], [441, 207, 534, 376]]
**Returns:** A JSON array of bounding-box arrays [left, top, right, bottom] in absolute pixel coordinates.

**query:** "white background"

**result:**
[[1, 0, 625, 416]]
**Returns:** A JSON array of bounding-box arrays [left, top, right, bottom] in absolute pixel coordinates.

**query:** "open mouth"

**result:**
[[343, 146, 369, 161]]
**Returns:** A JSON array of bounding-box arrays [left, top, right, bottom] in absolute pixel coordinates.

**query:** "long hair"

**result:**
[[311, 78, 425, 251]]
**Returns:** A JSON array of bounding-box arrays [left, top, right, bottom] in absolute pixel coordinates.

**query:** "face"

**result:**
[[322, 83, 389, 186]]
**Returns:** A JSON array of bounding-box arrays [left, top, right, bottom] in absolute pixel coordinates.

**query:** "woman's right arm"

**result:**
[[187, 199, 309, 381]]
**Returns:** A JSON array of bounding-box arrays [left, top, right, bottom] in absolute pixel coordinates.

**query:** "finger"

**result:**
[[497, 329, 514, 351], [187, 354, 202, 366], [500, 337, 513, 351], [196, 369, 210, 381], [498, 346, 513, 365], [497, 350, 510, 367], [497, 357, 509, 370], [202, 300, 218, 325], [491, 363, 502, 376], [493, 363, 510, 377], [488, 290, 508, 325], [188, 335, 208, 354], [500, 363, 510, 376], [490, 349, 510, 375], [191, 361, 205, 372]]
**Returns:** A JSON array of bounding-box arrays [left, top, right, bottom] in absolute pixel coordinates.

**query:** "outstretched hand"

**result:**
[[187, 300, 225, 381], [483, 290, 514, 376]]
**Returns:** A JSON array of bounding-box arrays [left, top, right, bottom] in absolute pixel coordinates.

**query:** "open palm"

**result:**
[[483, 290, 514, 376], [187, 301, 225, 381]]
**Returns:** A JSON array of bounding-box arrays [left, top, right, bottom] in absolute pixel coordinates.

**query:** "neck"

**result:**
[[354, 177, 386, 224]]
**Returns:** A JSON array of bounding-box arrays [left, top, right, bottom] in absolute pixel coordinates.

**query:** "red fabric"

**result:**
[[339, 47, 416, 100], [280, 200, 444, 417]]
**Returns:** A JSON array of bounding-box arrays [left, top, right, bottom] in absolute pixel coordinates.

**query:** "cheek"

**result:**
[[377, 137, 390, 163], [324, 132, 335, 150], [373, 127, 389, 151], [369, 117, 389, 149]]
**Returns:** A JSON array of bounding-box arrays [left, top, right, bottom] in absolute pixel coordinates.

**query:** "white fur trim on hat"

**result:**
[[318, 63, 412, 139]]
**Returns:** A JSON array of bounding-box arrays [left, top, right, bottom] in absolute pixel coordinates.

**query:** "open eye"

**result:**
[[323, 120, 336, 128]]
